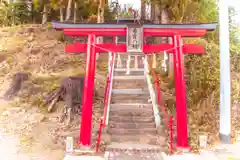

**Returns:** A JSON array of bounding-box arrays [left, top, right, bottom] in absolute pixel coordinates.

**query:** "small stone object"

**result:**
[[66, 136, 74, 153], [236, 131, 240, 142], [199, 135, 208, 148]]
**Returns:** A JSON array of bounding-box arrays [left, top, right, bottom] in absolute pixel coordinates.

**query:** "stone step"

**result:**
[[112, 79, 146, 89], [105, 144, 168, 159], [106, 142, 163, 152], [110, 134, 166, 145], [115, 55, 144, 63], [114, 68, 145, 72], [108, 122, 156, 129], [114, 70, 145, 76], [115, 63, 144, 69], [110, 106, 153, 113], [116, 52, 144, 55], [109, 115, 155, 123], [110, 103, 153, 110], [111, 95, 150, 103], [110, 110, 153, 117], [108, 128, 157, 135], [112, 89, 149, 94], [113, 75, 145, 80], [111, 98, 150, 104]]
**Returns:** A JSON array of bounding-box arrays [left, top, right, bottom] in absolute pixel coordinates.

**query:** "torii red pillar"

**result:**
[[173, 35, 188, 148], [79, 34, 96, 146]]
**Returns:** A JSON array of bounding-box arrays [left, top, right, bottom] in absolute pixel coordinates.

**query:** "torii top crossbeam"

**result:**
[[53, 21, 216, 36], [52, 21, 216, 54]]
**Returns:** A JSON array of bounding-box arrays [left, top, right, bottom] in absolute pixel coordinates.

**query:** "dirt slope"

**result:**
[[0, 24, 107, 159]]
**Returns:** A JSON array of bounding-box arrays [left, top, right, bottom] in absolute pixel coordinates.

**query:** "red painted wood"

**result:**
[[63, 28, 127, 36], [79, 34, 96, 147], [65, 43, 127, 53], [65, 43, 87, 53], [173, 35, 189, 148], [182, 44, 205, 54], [66, 43, 205, 54], [144, 29, 207, 37], [143, 44, 205, 54], [143, 44, 174, 53]]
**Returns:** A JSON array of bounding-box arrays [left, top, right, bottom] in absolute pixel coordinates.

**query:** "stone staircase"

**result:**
[[104, 53, 167, 159]]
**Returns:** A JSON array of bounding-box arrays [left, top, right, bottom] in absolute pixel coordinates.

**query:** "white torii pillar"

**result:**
[[219, 0, 231, 143]]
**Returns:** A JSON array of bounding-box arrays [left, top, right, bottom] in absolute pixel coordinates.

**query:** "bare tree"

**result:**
[[65, 0, 72, 21]]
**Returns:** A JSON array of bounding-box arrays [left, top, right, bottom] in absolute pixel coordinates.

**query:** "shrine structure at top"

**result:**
[[52, 19, 216, 149]]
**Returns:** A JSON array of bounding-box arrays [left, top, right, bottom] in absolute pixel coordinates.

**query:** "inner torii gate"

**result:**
[[52, 21, 216, 149]]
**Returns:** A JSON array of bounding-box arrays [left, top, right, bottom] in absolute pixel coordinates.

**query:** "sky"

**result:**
[[117, 0, 240, 24]]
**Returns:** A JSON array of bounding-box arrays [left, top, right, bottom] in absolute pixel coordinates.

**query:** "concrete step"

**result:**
[[112, 89, 149, 94], [110, 134, 166, 145], [110, 107, 153, 114], [116, 52, 145, 55], [111, 95, 150, 103], [110, 109, 153, 117], [108, 121, 156, 129], [110, 104, 152, 110], [106, 142, 163, 151], [111, 99, 150, 104], [112, 79, 146, 89], [115, 63, 144, 69], [110, 103, 153, 110], [114, 70, 145, 76], [106, 143, 168, 157], [108, 128, 157, 135], [105, 144, 168, 159], [113, 75, 145, 80], [109, 115, 155, 123], [114, 56, 144, 64], [114, 68, 145, 72]]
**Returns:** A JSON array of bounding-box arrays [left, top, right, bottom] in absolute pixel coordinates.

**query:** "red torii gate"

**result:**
[[52, 21, 216, 149]]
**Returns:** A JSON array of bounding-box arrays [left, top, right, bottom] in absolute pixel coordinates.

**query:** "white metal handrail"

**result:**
[[105, 53, 116, 126], [143, 55, 161, 127]]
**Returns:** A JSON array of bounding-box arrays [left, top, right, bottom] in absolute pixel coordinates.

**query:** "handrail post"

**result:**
[[105, 53, 115, 126], [169, 116, 174, 154], [96, 118, 103, 153]]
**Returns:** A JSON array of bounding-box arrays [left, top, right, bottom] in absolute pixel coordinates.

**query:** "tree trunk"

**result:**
[[65, 0, 73, 21], [151, 4, 161, 69], [60, 6, 64, 22], [141, 0, 145, 20], [96, 0, 105, 60], [150, 3, 155, 22], [97, 0, 104, 23], [73, 1, 77, 23], [161, 9, 173, 79], [42, 4, 48, 24]]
